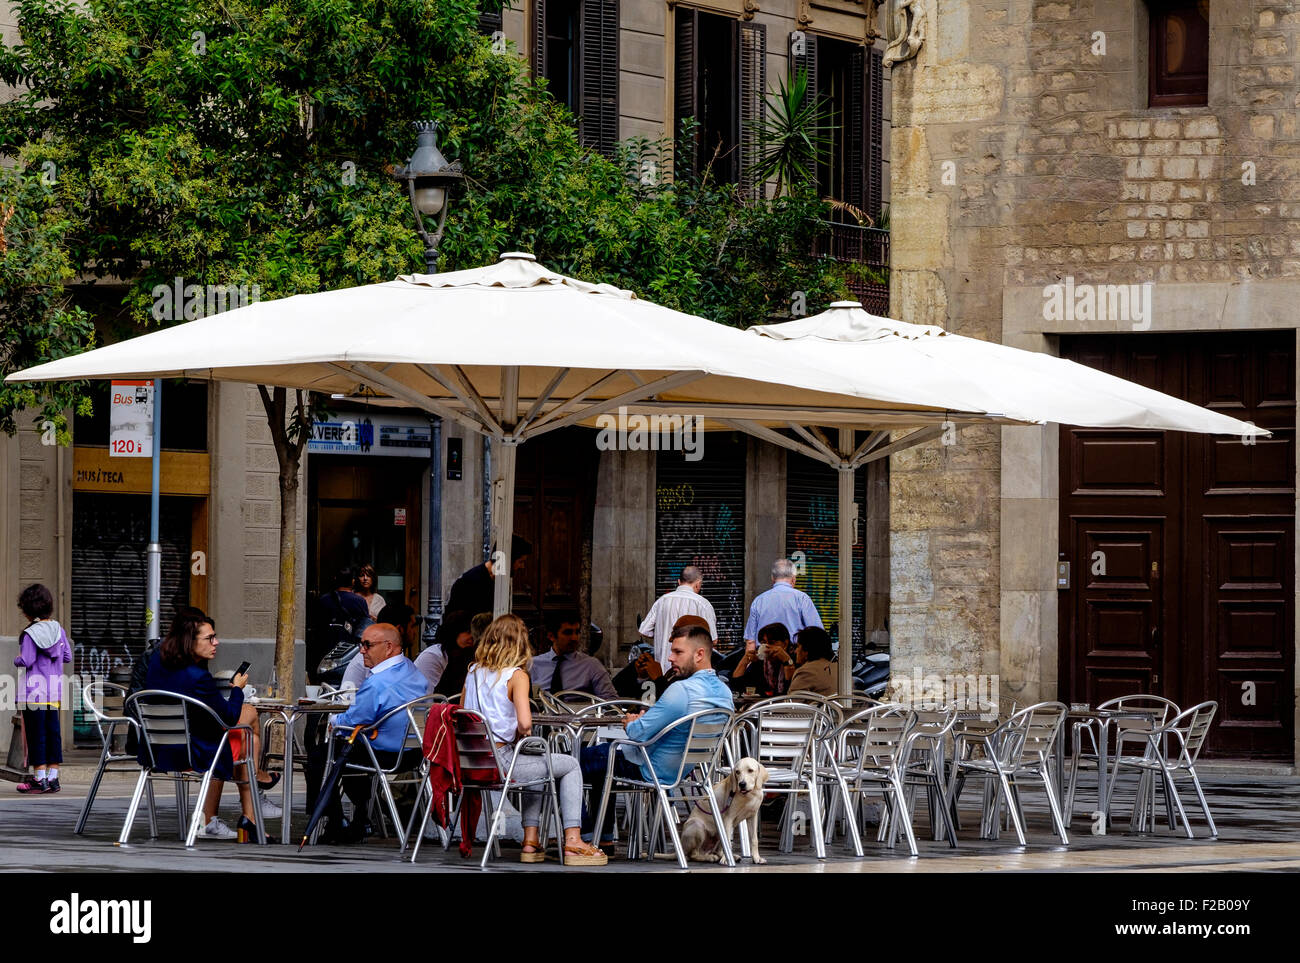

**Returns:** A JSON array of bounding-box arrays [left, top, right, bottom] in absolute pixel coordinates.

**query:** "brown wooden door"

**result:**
[[1060, 332, 1295, 759], [510, 428, 598, 647]]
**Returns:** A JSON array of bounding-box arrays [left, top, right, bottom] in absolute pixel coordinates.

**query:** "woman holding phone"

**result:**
[[140, 609, 276, 840]]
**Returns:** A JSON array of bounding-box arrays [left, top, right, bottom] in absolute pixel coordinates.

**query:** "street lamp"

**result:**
[[391, 120, 463, 273]]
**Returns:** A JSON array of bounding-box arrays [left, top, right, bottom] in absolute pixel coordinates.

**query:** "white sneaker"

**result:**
[[257, 791, 283, 819], [199, 816, 237, 840]]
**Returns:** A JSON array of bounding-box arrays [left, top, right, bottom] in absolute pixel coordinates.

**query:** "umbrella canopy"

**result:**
[[7, 254, 1013, 618], [742, 301, 1268, 692]]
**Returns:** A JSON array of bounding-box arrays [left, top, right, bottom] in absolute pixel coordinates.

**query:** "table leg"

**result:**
[[1096, 721, 1110, 831]]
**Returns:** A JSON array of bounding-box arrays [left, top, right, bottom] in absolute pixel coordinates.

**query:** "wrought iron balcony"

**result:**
[[812, 220, 890, 316]]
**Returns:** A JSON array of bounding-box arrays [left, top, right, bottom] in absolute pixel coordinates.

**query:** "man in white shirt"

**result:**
[[638, 565, 717, 670], [530, 610, 617, 699]]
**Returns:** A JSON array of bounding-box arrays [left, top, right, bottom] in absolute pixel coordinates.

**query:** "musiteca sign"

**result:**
[[109, 380, 154, 457]]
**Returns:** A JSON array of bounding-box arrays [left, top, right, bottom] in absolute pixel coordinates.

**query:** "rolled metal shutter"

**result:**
[[70, 493, 192, 744], [785, 451, 866, 656], [655, 433, 747, 644]]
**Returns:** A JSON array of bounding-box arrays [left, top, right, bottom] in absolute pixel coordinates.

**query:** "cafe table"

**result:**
[[530, 712, 628, 759], [1058, 705, 1160, 829], [250, 699, 348, 844]]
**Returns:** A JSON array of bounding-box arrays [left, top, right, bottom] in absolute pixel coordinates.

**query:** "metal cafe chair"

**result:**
[[120, 690, 266, 847], [948, 701, 1070, 847], [1065, 694, 1179, 823], [823, 704, 911, 856], [76, 681, 157, 836], [1105, 701, 1219, 839], [409, 708, 565, 869], [725, 700, 840, 859], [319, 693, 442, 850], [895, 703, 961, 848], [591, 709, 736, 869]]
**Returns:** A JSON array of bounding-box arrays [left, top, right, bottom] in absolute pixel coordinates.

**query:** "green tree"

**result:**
[[0, 0, 851, 692]]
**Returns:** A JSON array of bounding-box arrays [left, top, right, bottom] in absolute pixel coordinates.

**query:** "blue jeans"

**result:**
[[580, 742, 643, 838]]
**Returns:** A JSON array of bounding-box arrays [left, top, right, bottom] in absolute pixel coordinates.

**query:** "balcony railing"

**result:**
[[812, 221, 890, 316]]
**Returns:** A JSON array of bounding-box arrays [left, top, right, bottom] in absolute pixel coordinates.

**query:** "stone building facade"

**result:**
[[889, 0, 1299, 763]]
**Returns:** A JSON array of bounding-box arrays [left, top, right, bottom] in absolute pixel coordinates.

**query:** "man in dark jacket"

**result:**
[[439, 535, 532, 642]]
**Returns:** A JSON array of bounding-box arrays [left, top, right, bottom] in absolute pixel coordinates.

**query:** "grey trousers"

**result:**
[[495, 747, 583, 830]]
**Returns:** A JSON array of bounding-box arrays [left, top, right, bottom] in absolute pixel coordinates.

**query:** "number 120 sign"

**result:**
[[109, 380, 154, 457]]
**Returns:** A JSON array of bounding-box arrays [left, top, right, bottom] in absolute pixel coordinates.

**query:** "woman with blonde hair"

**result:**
[[462, 614, 606, 865]]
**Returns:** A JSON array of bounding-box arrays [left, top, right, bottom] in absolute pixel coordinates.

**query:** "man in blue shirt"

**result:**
[[744, 558, 824, 646], [305, 623, 429, 843], [580, 624, 733, 843]]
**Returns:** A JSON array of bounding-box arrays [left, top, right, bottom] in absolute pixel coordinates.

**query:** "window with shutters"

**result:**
[[674, 8, 765, 193], [477, 0, 504, 38], [1147, 1, 1209, 107], [533, 0, 619, 157], [793, 33, 884, 221]]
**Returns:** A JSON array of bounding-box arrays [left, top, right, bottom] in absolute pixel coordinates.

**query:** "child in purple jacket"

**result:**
[[14, 584, 73, 793]]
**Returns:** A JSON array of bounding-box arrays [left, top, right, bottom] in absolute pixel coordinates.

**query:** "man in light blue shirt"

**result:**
[[744, 558, 824, 645], [306, 623, 429, 842], [580, 625, 733, 841]]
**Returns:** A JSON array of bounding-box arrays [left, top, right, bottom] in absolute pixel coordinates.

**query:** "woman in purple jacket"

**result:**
[[14, 584, 72, 794]]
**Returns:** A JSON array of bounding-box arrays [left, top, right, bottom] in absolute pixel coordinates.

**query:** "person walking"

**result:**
[[637, 565, 717, 671], [743, 558, 823, 647], [13, 584, 72, 794]]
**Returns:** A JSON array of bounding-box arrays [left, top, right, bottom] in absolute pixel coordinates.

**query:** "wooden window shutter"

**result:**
[[674, 8, 698, 179], [531, 0, 547, 77], [845, 44, 866, 212], [737, 20, 766, 198], [478, 0, 503, 37], [866, 46, 884, 219], [790, 30, 818, 89], [579, 0, 619, 157]]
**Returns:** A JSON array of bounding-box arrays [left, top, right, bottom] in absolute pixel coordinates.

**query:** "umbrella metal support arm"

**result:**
[[520, 370, 708, 441], [417, 364, 503, 435], [332, 361, 487, 435]]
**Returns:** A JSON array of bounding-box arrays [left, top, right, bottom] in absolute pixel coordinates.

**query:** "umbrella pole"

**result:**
[[837, 428, 855, 696], [490, 437, 518, 618]]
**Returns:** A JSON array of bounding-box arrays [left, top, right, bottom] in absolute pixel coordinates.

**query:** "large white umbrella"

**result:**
[[741, 301, 1268, 692], [8, 255, 1013, 618]]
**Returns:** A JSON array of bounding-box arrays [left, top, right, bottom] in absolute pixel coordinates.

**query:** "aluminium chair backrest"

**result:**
[[1002, 701, 1067, 768], [577, 699, 650, 717], [737, 701, 830, 773], [1168, 701, 1217, 766], [125, 690, 236, 775], [1097, 693, 1179, 729], [834, 704, 913, 774], [552, 690, 603, 709], [831, 693, 881, 714], [534, 689, 571, 713], [84, 681, 131, 740], [637, 708, 734, 789], [786, 691, 845, 725], [365, 694, 445, 762]]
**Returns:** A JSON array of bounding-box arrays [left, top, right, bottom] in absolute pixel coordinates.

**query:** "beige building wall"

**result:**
[[888, 1, 1300, 759]]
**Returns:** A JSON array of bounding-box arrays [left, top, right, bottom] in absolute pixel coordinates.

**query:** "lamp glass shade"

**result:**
[[413, 185, 446, 217]]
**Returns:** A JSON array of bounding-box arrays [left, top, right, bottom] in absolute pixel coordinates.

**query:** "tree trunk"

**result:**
[[258, 385, 310, 701], [273, 451, 301, 701]]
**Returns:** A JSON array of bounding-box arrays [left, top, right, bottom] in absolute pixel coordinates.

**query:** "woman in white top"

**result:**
[[355, 565, 386, 620], [462, 614, 606, 866]]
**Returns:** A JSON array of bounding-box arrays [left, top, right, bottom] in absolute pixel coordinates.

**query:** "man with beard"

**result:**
[[579, 624, 733, 844]]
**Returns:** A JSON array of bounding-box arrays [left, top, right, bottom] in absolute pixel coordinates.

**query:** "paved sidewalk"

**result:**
[[1, 770, 1296, 873]]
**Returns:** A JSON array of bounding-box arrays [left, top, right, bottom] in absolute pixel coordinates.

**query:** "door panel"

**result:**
[[1060, 332, 1295, 759]]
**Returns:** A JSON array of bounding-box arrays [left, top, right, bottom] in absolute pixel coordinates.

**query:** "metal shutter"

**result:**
[[69, 493, 192, 744], [655, 433, 747, 644], [785, 451, 866, 657], [790, 29, 817, 87], [737, 20, 766, 198], [532, 0, 547, 76], [579, 0, 619, 157], [847, 45, 866, 212]]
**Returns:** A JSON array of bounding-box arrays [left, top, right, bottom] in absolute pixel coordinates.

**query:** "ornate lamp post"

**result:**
[[390, 120, 463, 273]]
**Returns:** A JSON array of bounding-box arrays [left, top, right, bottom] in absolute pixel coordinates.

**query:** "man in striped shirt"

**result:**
[[637, 566, 718, 670]]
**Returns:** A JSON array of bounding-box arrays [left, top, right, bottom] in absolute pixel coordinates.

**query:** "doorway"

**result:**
[[1059, 332, 1295, 759]]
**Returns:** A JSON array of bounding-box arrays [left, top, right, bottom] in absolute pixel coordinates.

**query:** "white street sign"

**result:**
[[109, 380, 154, 457]]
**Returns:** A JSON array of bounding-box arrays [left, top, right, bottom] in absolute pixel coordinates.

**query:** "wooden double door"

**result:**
[[1059, 332, 1295, 759]]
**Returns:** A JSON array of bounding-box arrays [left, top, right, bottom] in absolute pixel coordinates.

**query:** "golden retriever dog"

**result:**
[[680, 758, 770, 864]]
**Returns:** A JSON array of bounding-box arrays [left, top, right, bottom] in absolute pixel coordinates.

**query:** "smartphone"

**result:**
[[234, 661, 251, 677]]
